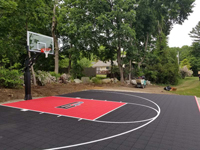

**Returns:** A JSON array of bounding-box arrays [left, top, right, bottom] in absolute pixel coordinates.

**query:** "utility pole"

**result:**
[[177, 51, 179, 65]]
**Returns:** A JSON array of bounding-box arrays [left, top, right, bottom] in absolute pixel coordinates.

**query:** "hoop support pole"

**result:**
[[24, 46, 41, 100]]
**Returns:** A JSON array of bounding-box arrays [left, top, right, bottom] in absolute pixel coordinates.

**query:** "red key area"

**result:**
[[2, 96, 126, 120]]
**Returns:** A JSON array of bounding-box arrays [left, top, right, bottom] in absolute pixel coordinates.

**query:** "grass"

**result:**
[[96, 74, 107, 79], [170, 77, 200, 97]]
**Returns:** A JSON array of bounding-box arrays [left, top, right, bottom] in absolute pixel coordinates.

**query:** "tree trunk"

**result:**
[[68, 53, 71, 74], [28, 52, 37, 86], [117, 41, 124, 82], [52, 1, 59, 74], [138, 33, 149, 69], [111, 58, 113, 78], [138, 62, 142, 70], [129, 60, 132, 81]]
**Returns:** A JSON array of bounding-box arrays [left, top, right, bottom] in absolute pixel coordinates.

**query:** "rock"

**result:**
[[60, 74, 71, 83], [111, 78, 118, 83], [126, 80, 130, 84], [36, 70, 53, 86], [81, 77, 90, 83], [8, 94, 13, 97], [60, 76, 67, 84], [50, 76, 57, 82], [146, 80, 151, 85], [74, 79, 82, 84], [60, 73, 67, 80], [60, 73, 71, 81], [102, 78, 111, 84], [131, 80, 137, 85]]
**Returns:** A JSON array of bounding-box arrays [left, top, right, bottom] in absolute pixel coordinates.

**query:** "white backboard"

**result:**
[[27, 31, 54, 55]]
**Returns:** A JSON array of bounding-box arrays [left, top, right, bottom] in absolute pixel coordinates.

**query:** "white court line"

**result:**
[[93, 103, 159, 124], [93, 103, 127, 120], [52, 96, 158, 123], [44, 91, 161, 150], [53, 96, 123, 103], [1, 105, 92, 122], [1, 101, 157, 124]]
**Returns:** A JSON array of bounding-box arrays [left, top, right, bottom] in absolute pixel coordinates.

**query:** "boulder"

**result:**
[[81, 77, 90, 83], [131, 80, 137, 85], [146, 80, 151, 85], [126, 80, 131, 84], [74, 79, 82, 84], [102, 78, 111, 84], [60, 73, 71, 81], [36, 70, 56, 86], [50, 76, 57, 82], [111, 78, 118, 83]]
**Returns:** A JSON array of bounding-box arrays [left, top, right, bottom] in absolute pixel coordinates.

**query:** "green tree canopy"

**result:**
[[189, 21, 200, 42], [180, 59, 191, 69]]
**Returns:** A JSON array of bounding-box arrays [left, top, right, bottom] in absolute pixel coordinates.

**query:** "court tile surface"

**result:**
[[0, 90, 199, 150]]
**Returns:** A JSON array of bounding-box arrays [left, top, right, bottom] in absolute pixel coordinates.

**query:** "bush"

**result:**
[[91, 77, 102, 84], [179, 66, 193, 79], [49, 72, 61, 80], [71, 63, 84, 79], [145, 47, 180, 85], [0, 67, 23, 88]]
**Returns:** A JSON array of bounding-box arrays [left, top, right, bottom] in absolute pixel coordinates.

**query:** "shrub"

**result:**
[[0, 67, 23, 88], [71, 63, 84, 79], [50, 72, 61, 80], [179, 66, 193, 79], [91, 77, 102, 84]]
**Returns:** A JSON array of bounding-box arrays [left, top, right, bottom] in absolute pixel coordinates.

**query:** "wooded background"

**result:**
[[1, 0, 199, 88]]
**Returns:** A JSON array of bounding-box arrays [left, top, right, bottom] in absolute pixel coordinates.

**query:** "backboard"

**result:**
[[27, 31, 54, 55]]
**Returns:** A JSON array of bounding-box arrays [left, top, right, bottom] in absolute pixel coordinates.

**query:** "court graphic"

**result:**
[[56, 101, 84, 109], [0, 90, 200, 150]]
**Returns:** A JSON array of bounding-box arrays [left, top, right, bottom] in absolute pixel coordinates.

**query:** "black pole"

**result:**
[[24, 45, 32, 100], [24, 59, 32, 100]]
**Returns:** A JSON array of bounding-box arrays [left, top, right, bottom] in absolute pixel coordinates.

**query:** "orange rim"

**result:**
[[41, 48, 51, 53]]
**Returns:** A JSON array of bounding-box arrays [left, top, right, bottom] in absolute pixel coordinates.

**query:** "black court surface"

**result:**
[[0, 90, 200, 150]]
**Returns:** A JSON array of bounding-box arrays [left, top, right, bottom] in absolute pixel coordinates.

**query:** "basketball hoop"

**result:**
[[41, 48, 51, 58]]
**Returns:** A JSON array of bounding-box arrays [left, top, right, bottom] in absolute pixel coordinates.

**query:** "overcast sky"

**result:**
[[168, 0, 200, 48]]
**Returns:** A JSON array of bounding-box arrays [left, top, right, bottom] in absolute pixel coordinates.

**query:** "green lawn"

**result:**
[[170, 77, 200, 97], [96, 74, 107, 78]]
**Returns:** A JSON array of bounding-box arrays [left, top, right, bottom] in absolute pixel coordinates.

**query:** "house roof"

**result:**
[[92, 60, 118, 68]]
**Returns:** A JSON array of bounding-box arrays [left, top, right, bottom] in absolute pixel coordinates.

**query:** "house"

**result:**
[[92, 60, 118, 74]]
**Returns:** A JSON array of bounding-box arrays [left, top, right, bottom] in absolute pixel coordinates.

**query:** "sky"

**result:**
[[168, 0, 200, 48]]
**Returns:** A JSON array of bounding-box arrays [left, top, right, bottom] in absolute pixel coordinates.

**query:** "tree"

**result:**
[[52, 0, 60, 74], [189, 21, 200, 42], [92, 0, 137, 82], [0, 0, 17, 18], [180, 59, 191, 69], [189, 42, 200, 75], [0, 0, 53, 85], [145, 32, 179, 84], [58, 0, 94, 75]]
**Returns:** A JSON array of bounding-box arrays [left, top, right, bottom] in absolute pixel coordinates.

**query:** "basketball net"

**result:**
[[41, 48, 51, 58]]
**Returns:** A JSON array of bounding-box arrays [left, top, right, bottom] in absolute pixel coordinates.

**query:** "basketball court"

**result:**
[[0, 90, 200, 150]]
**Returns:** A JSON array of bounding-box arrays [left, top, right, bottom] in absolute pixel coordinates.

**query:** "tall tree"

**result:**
[[0, 0, 53, 84], [93, 0, 137, 82], [189, 21, 200, 42], [52, 0, 60, 74], [58, 0, 99, 75]]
